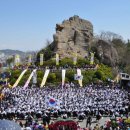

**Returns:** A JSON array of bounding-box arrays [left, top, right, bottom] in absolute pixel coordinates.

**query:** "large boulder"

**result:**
[[39, 16, 119, 67], [53, 15, 93, 58], [95, 40, 119, 67]]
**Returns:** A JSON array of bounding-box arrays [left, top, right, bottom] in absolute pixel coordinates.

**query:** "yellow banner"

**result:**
[[15, 54, 20, 66], [94, 64, 99, 70], [12, 69, 27, 88], [40, 54, 44, 66], [56, 53, 59, 65], [90, 52, 95, 64], [41, 69, 50, 87], [73, 53, 77, 65]]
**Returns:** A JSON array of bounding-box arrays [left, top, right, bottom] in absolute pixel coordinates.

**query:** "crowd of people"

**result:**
[[13, 64, 96, 72], [0, 84, 130, 129]]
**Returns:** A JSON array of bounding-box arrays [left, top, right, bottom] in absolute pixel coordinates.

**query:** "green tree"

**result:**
[[47, 73, 56, 83], [66, 71, 75, 82], [36, 40, 54, 64], [6, 57, 14, 68], [60, 58, 73, 67], [94, 70, 103, 80]]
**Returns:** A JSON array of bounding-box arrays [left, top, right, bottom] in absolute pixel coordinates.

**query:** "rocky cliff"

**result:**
[[52, 15, 93, 58], [94, 40, 119, 67]]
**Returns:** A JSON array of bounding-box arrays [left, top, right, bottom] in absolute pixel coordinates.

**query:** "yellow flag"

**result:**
[[15, 54, 20, 66]]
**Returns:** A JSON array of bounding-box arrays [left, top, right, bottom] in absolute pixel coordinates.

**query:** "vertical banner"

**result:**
[[40, 54, 44, 66], [33, 70, 37, 84], [73, 53, 77, 65], [77, 69, 83, 87], [90, 52, 95, 64], [15, 54, 20, 66], [28, 54, 32, 66], [23, 69, 37, 89], [62, 69, 66, 87], [94, 64, 99, 70], [12, 69, 27, 88], [56, 53, 59, 65], [114, 74, 120, 83], [40, 69, 50, 88]]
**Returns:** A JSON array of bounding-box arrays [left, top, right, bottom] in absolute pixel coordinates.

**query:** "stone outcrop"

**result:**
[[41, 15, 120, 67], [96, 40, 119, 66], [52, 15, 93, 58]]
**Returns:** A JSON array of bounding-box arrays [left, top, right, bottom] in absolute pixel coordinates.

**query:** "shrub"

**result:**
[[47, 73, 56, 83], [60, 58, 73, 67]]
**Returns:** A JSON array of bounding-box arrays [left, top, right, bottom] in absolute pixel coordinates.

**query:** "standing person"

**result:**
[[96, 112, 101, 124], [46, 114, 51, 125], [27, 114, 33, 125], [86, 115, 92, 128], [42, 113, 47, 126]]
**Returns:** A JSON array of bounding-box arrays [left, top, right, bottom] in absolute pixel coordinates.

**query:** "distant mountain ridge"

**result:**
[[0, 49, 24, 56], [0, 49, 36, 58]]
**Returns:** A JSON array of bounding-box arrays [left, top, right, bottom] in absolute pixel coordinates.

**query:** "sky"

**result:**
[[0, 0, 130, 51]]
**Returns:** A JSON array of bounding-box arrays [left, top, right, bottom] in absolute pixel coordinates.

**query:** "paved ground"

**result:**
[[52, 117, 110, 129], [18, 117, 111, 129], [17, 116, 130, 129], [75, 117, 110, 128]]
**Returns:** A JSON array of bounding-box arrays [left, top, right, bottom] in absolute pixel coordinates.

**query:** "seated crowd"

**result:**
[[0, 84, 130, 129]]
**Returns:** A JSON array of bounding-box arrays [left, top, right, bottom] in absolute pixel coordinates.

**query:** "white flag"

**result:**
[[77, 69, 83, 87], [62, 69, 66, 87], [23, 69, 37, 89]]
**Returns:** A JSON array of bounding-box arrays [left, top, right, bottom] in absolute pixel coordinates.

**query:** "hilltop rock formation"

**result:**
[[39, 15, 121, 67], [52, 15, 93, 58]]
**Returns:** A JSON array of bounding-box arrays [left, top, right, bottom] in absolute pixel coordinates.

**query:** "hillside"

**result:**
[[0, 49, 36, 58], [37, 16, 130, 75], [0, 49, 24, 56]]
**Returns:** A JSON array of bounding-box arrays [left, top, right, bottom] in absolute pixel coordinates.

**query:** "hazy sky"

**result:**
[[0, 0, 130, 51]]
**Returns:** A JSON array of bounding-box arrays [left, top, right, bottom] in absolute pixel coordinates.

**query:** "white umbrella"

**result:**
[[0, 120, 21, 130]]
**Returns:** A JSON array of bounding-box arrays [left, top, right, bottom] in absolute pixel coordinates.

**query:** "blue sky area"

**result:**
[[0, 0, 130, 51]]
